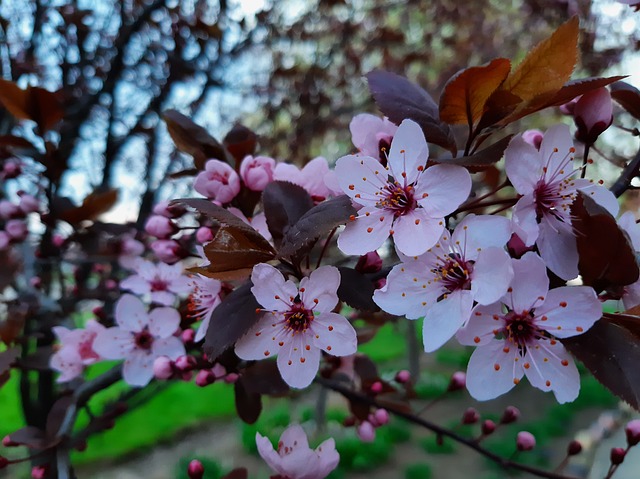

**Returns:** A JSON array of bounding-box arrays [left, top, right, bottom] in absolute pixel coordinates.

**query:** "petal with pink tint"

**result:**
[[537, 217, 579, 280], [115, 294, 149, 332], [51, 348, 83, 382], [471, 248, 514, 305], [148, 306, 181, 338], [277, 334, 321, 389], [150, 291, 175, 306], [92, 328, 134, 359], [534, 286, 600, 338], [251, 263, 298, 311], [415, 164, 471, 217], [577, 183, 620, 217], [279, 424, 310, 450], [235, 313, 285, 360], [337, 208, 393, 255], [508, 253, 549, 314], [422, 290, 474, 352], [315, 438, 340, 478], [280, 447, 320, 479], [387, 119, 428, 185], [452, 214, 512, 261], [152, 336, 185, 360], [539, 124, 574, 184], [392, 209, 443, 256], [123, 350, 155, 387], [504, 136, 541, 195], [311, 312, 357, 356], [456, 302, 504, 346], [334, 155, 388, 205], [619, 211, 640, 251], [524, 338, 579, 403], [300, 157, 332, 198], [256, 432, 287, 477], [623, 281, 640, 310], [466, 339, 523, 401], [120, 275, 151, 295], [511, 195, 539, 247], [299, 266, 340, 313]]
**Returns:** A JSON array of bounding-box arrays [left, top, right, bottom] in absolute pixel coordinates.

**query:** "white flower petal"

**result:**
[[92, 327, 134, 360], [115, 294, 149, 332], [122, 350, 155, 387], [508, 253, 549, 313], [422, 290, 474, 352], [392, 210, 443, 256], [537, 217, 579, 280], [504, 135, 541, 195], [471, 248, 514, 305], [466, 339, 523, 401], [387, 119, 428, 185], [147, 307, 181, 338], [415, 164, 471, 217], [251, 263, 298, 311], [534, 286, 601, 338], [456, 302, 504, 346], [524, 338, 579, 404], [300, 266, 340, 313], [311, 312, 357, 356], [235, 313, 286, 361], [337, 207, 393, 255], [276, 335, 320, 389]]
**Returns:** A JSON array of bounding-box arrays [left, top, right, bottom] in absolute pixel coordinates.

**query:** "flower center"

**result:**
[[534, 180, 573, 223], [432, 253, 473, 295], [377, 181, 416, 217], [78, 336, 100, 361], [504, 311, 539, 349], [134, 329, 154, 350], [284, 303, 314, 332], [377, 136, 392, 166], [149, 278, 168, 292]]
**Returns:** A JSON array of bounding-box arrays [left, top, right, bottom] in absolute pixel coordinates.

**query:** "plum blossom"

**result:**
[[93, 295, 185, 386], [118, 234, 145, 270], [150, 239, 185, 264], [194, 159, 240, 204], [273, 157, 333, 200], [617, 211, 640, 309], [374, 214, 513, 352], [574, 88, 613, 144], [51, 320, 105, 382], [187, 274, 223, 342], [120, 259, 191, 306], [457, 252, 601, 403], [235, 264, 357, 388], [349, 113, 398, 163], [256, 425, 339, 479], [240, 155, 276, 191], [335, 119, 471, 257], [505, 124, 619, 279]]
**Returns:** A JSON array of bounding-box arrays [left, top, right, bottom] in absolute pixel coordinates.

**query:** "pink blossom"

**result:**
[[144, 215, 177, 238], [235, 264, 357, 388], [5, 220, 27, 241], [349, 113, 398, 162], [0, 232, 9, 250], [187, 274, 223, 342], [273, 157, 333, 200], [193, 159, 240, 204], [187, 459, 205, 479], [150, 239, 185, 264], [2, 160, 21, 179], [0, 201, 20, 220], [505, 124, 619, 279], [152, 200, 185, 218], [335, 119, 471, 257], [256, 425, 339, 479], [374, 214, 513, 352], [18, 194, 39, 214], [120, 259, 192, 306], [195, 227, 214, 244], [357, 421, 376, 442], [574, 88, 613, 144], [240, 155, 276, 191], [457, 253, 601, 403], [516, 431, 536, 451], [93, 295, 185, 386], [50, 320, 105, 382], [118, 234, 145, 270]]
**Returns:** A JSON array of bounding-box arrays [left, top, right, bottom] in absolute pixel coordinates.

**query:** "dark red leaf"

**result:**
[[6, 426, 50, 449], [434, 135, 513, 172], [234, 376, 262, 424], [203, 282, 261, 360], [611, 81, 640, 120], [240, 361, 289, 396], [221, 469, 248, 479], [223, 124, 258, 163], [278, 195, 357, 259], [571, 193, 639, 292], [0, 80, 64, 132], [262, 181, 314, 249], [337, 267, 379, 312], [46, 395, 74, 438], [58, 189, 119, 225], [366, 70, 457, 155]]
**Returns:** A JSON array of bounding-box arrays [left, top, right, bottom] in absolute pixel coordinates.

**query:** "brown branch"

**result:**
[[610, 145, 640, 198]]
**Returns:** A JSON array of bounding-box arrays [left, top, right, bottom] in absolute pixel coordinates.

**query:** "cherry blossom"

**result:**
[[273, 157, 334, 200], [51, 320, 105, 382], [256, 424, 339, 479], [505, 124, 618, 279], [120, 259, 191, 306], [235, 264, 357, 388], [240, 155, 276, 191], [193, 159, 241, 204], [457, 252, 601, 403], [93, 295, 185, 386], [187, 274, 223, 342], [374, 214, 513, 352], [349, 113, 398, 163], [574, 87, 613, 143], [335, 119, 471, 257]]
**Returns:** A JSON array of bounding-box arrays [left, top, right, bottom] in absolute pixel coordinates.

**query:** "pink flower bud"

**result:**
[[395, 370, 411, 384], [355, 251, 383, 274], [500, 406, 520, 425], [374, 409, 389, 426], [240, 155, 276, 191], [18, 194, 39, 214], [2, 435, 16, 447], [195, 370, 216, 387], [105, 279, 117, 290], [447, 371, 466, 391], [31, 465, 47, 479], [574, 88, 613, 144], [52, 234, 65, 248], [153, 356, 174, 380], [522, 129, 544, 150], [145, 215, 177, 239], [153, 201, 186, 218], [181, 329, 196, 345], [625, 419, 640, 446], [559, 98, 578, 115], [195, 227, 214, 244], [224, 372, 239, 384], [0, 200, 20, 220], [151, 239, 185, 264], [2, 160, 21, 178], [481, 420, 496, 436], [194, 159, 240, 204], [29, 276, 42, 288], [370, 381, 383, 394], [5, 220, 28, 241], [462, 407, 480, 425], [357, 421, 376, 442], [567, 440, 582, 456], [516, 431, 536, 451], [611, 447, 626, 465], [0, 232, 10, 250], [187, 459, 205, 479], [211, 363, 227, 378], [175, 355, 196, 372], [507, 233, 533, 258]]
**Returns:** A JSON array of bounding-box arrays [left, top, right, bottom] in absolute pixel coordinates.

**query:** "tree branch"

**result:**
[[610, 145, 640, 198]]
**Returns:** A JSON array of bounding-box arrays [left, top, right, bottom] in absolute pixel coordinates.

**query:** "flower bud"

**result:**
[[2, 160, 21, 178], [194, 159, 241, 204], [374, 409, 389, 426], [357, 421, 376, 442], [224, 373, 239, 384], [145, 215, 177, 239], [153, 201, 186, 218], [462, 407, 480, 425], [240, 155, 276, 191], [500, 406, 520, 425], [175, 355, 197, 372], [195, 370, 216, 387], [522, 129, 544, 150], [31, 465, 47, 479], [370, 381, 383, 394], [181, 329, 196, 345], [153, 356, 174, 380], [29, 276, 42, 288], [574, 88, 613, 144], [151, 239, 186, 264], [447, 371, 466, 391], [2, 436, 16, 447], [52, 234, 66, 248], [0, 201, 20, 220], [567, 440, 582, 456], [481, 420, 496, 436], [187, 459, 205, 479], [211, 363, 227, 378], [195, 227, 214, 244], [610, 447, 626, 465], [516, 431, 536, 451], [6, 220, 28, 241], [355, 251, 383, 274], [625, 419, 640, 446], [395, 370, 411, 384], [0, 232, 10, 251]]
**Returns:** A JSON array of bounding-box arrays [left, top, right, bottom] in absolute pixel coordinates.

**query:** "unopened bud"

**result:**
[[611, 447, 626, 465], [343, 416, 356, 427], [370, 381, 383, 394], [516, 431, 536, 451], [31, 465, 47, 479], [567, 440, 582, 456], [75, 440, 88, 452], [181, 329, 196, 345], [481, 420, 496, 436], [500, 406, 520, 424], [195, 370, 216, 387], [195, 227, 214, 244], [462, 407, 480, 425], [447, 371, 466, 391], [187, 459, 204, 479], [355, 251, 383, 274], [625, 419, 640, 446], [357, 421, 376, 442], [224, 373, 239, 384], [153, 356, 174, 380], [2, 160, 21, 179], [374, 409, 389, 426], [29, 276, 42, 289], [574, 87, 613, 144], [2, 436, 15, 447], [395, 370, 411, 384], [175, 355, 196, 372]]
